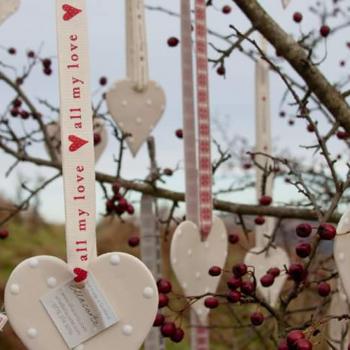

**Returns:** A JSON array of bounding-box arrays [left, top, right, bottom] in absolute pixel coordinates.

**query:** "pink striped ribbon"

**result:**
[[195, 0, 213, 240]]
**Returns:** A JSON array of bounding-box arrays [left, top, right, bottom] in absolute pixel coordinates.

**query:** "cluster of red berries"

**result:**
[[260, 267, 281, 288], [153, 278, 185, 343], [292, 12, 330, 38], [41, 58, 53, 76], [295, 222, 336, 240], [278, 330, 312, 350], [9, 99, 40, 119], [105, 182, 135, 217]]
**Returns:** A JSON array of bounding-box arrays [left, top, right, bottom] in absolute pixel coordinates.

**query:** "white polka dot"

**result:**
[[122, 100, 128, 107], [143, 287, 154, 299], [204, 242, 210, 248], [340, 293, 347, 301], [47, 277, 57, 288], [146, 99, 152, 106], [187, 249, 192, 256], [110, 254, 121, 266], [197, 309, 203, 315], [221, 234, 226, 240], [122, 324, 133, 336], [195, 272, 201, 279], [172, 259, 177, 265], [205, 287, 210, 293], [10, 284, 20, 295], [28, 258, 39, 268], [182, 282, 187, 289], [27, 328, 38, 339], [177, 229, 182, 236], [339, 252, 345, 261], [136, 117, 142, 124]]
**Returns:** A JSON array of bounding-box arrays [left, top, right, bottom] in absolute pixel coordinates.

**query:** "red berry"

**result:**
[[227, 276, 241, 290], [232, 263, 248, 278], [158, 293, 169, 308], [295, 242, 312, 258], [295, 338, 313, 350], [153, 313, 165, 327], [293, 12, 303, 23], [128, 236, 140, 247], [42, 58, 52, 68], [0, 229, 9, 240], [93, 132, 101, 146], [20, 110, 30, 119], [259, 195, 272, 206], [27, 51, 35, 58], [255, 216, 265, 225], [222, 5, 232, 14], [167, 37, 179, 47], [288, 263, 307, 282], [171, 328, 185, 343], [161, 322, 176, 337], [216, 65, 225, 76], [320, 25, 330, 37], [307, 124, 315, 132], [267, 267, 280, 277], [227, 290, 241, 303], [163, 168, 173, 176], [10, 108, 19, 117], [99, 76, 107, 86], [175, 129, 183, 139], [44, 67, 52, 76], [278, 339, 289, 350], [260, 274, 275, 287], [209, 266, 222, 277], [317, 223, 336, 240], [157, 278, 172, 294], [337, 130, 350, 139], [241, 280, 255, 295], [296, 223, 313, 238], [126, 203, 135, 215], [318, 282, 331, 297], [8, 47, 16, 55], [228, 233, 239, 244], [12, 99, 22, 108], [279, 111, 286, 117], [287, 330, 305, 347], [204, 296, 219, 309], [250, 311, 264, 326]]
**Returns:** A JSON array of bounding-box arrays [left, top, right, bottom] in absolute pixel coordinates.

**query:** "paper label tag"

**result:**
[[40, 274, 118, 349], [0, 313, 8, 331]]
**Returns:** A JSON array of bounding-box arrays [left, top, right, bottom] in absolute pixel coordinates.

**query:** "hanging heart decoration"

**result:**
[[45, 119, 107, 163], [171, 2, 228, 340], [106, 0, 166, 157], [5, 2, 158, 349], [244, 36, 289, 307], [0, 0, 20, 25], [171, 217, 228, 325]]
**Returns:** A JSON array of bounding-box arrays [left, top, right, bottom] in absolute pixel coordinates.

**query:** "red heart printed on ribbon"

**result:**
[[68, 135, 88, 152], [62, 4, 82, 21], [73, 267, 88, 283]]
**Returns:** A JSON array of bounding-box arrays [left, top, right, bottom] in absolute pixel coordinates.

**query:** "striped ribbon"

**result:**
[[195, 0, 213, 240], [56, 0, 97, 280], [181, 0, 210, 348]]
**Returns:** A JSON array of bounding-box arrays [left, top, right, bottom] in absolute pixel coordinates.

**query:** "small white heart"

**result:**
[[106, 79, 166, 156], [170, 216, 228, 325]]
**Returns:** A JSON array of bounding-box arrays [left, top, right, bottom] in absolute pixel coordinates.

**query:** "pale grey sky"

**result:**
[[0, 0, 348, 223]]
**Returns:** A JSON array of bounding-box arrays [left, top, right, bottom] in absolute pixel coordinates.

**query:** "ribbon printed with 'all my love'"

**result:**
[[4, 2, 158, 349]]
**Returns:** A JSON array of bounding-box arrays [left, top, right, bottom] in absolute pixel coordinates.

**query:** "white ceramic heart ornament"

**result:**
[[106, 80, 165, 156], [0, 0, 20, 24], [45, 119, 107, 163], [170, 216, 228, 325], [328, 280, 350, 349], [335, 208, 350, 301], [5, 253, 158, 350]]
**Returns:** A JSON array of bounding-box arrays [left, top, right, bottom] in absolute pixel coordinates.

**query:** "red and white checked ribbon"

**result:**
[[195, 0, 213, 240], [56, 0, 97, 281]]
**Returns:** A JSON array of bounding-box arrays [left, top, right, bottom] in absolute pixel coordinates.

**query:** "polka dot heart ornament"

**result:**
[[5, 2, 158, 350], [106, 0, 166, 157], [0, 0, 20, 25], [244, 36, 289, 307], [171, 0, 228, 330], [45, 118, 108, 163]]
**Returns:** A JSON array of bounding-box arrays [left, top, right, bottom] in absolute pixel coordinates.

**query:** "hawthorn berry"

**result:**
[[167, 37, 179, 47], [227, 290, 241, 303], [260, 274, 275, 287], [93, 132, 101, 146], [278, 339, 289, 350], [288, 263, 307, 282], [295, 242, 312, 258], [158, 294, 169, 308], [267, 267, 280, 277], [99, 76, 107, 86], [255, 216, 265, 225], [227, 276, 241, 290], [250, 311, 264, 326], [216, 65, 225, 76], [318, 282, 331, 297], [175, 129, 183, 139], [317, 223, 336, 240], [153, 313, 165, 327], [228, 233, 239, 244], [293, 12, 303, 23], [241, 280, 256, 295], [8, 47, 16, 55], [157, 278, 172, 294], [128, 235, 140, 247], [295, 338, 313, 350], [222, 5, 231, 14], [161, 322, 176, 337], [232, 263, 248, 278], [287, 330, 305, 347], [296, 223, 312, 238], [204, 296, 219, 309], [0, 229, 9, 240], [320, 25, 330, 37], [259, 195, 272, 206], [209, 266, 222, 277], [171, 328, 185, 343]]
